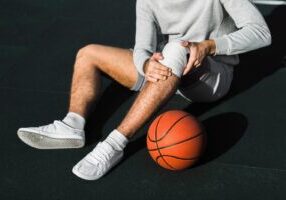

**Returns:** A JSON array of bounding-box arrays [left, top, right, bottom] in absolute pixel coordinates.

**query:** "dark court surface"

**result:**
[[0, 0, 286, 199]]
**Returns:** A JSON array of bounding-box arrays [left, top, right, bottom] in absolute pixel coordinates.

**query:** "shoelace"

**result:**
[[41, 120, 61, 132]]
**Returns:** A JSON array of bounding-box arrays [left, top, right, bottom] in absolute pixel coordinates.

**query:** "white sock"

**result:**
[[62, 112, 85, 130], [104, 129, 129, 151]]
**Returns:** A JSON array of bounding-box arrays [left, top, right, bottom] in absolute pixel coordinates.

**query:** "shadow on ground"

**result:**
[[198, 112, 248, 165], [84, 80, 134, 145]]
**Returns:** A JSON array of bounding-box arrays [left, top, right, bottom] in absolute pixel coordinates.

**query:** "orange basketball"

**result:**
[[147, 110, 206, 170]]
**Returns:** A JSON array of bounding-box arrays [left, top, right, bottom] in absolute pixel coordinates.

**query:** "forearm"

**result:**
[[213, 24, 271, 55], [214, 0, 272, 55]]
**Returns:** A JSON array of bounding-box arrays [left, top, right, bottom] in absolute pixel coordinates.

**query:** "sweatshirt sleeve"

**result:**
[[133, 0, 157, 76], [213, 0, 272, 55]]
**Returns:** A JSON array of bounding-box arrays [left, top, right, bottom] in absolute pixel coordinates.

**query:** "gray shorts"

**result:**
[[130, 49, 234, 103]]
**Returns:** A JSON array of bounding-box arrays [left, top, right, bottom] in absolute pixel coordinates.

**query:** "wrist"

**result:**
[[204, 39, 216, 56]]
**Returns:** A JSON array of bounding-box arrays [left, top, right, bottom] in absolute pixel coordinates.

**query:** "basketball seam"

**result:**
[[156, 155, 199, 161], [147, 114, 164, 142], [148, 114, 190, 142], [148, 131, 203, 152], [154, 113, 177, 170]]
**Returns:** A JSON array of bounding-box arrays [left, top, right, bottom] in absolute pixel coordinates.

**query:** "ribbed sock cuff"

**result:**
[[63, 112, 85, 130], [105, 129, 129, 150]]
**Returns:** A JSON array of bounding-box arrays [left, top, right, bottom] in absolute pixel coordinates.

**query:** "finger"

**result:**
[[154, 65, 172, 76], [153, 68, 172, 77], [189, 54, 197, 67], [195, 63, 202, 68], [154, 62, 172, 72], [149, 72, 168, 81], [194, 60, 200, 67], [146, 76, 158, 83], [183, 64, 192, 75], [183, 57, 196, 75]]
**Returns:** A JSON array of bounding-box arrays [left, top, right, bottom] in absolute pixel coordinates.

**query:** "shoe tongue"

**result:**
[[89, 142, 114, 163], [42, 121, 58, 132], [52, 120, 66, 132], [54, 120, 73, 133], [95, 142, 113, 154]]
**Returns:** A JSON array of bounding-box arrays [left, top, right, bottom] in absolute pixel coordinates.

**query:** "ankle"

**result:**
[[116, 127, 135, 139]]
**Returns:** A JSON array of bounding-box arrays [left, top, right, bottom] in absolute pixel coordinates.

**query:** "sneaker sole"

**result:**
[[17, 130, 84, 149]]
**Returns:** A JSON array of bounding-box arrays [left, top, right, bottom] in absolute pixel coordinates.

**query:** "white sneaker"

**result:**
[[17, 120, 85, 149], [72, 141, 123, 180]]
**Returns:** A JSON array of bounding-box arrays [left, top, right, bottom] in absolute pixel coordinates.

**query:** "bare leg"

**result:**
[[68, 44, 138, 118], [72, 74, 180, 180], [72, 45, 181, 180], [68, 43, 180, 139], [17, 44, 140, 150], [117, 75, 180, 138]]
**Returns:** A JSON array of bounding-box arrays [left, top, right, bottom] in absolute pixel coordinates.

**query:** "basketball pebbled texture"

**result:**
[[147, 110, 206, 170]]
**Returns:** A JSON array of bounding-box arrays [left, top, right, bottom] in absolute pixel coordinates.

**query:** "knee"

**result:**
[[159, 41, 189, 78], [75, 44, 100, 63]]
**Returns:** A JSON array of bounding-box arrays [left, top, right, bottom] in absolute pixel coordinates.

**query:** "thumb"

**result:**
[[183, 60, 195, 75]]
